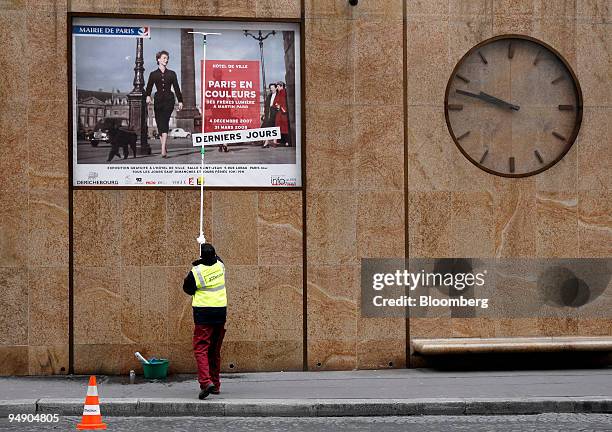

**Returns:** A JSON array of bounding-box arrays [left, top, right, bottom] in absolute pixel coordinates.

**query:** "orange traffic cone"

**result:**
[[76, 376, 107, 430]]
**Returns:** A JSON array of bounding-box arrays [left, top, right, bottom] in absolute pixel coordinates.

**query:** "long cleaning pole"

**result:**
[[198, 35, 206, 246]]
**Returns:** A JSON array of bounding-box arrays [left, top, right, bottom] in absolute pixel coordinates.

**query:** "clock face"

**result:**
[[445, 35, 583, 177]]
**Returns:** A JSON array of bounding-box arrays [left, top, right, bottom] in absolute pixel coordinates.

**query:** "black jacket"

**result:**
[[145, 68, 183, 103], [183, 256, 226, 325]]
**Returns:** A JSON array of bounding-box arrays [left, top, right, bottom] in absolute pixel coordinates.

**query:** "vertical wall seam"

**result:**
[[67, 6, 75, 375], [300, 0, 308, 371], [403, 0, 410, 368]]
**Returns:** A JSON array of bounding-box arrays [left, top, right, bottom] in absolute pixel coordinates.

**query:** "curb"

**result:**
[[2, 398, 611, 417]]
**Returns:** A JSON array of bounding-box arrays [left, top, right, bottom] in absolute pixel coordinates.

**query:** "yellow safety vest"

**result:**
[[191, 262, 227, 307]]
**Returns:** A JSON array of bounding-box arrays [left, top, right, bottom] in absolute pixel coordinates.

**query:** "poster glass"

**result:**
[[71, 16, 301, 187]]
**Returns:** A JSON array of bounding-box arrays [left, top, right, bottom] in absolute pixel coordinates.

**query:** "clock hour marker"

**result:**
[[456, 74, 470, 83], [551, 75, 565, 85], [558, 104, 574, 111], [479, 149, 489, 164], [478, 51, 488, 64], [534, 150, 544, 164], [509, 157, 515, 173], [552, 131, 567, 141], [456, 131, 470, 140], [508, 42, 514, 59], [533, 50, 542, 66], [448, 104, 463, 111]]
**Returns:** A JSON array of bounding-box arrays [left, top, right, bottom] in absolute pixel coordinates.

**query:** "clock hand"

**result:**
[[478, 91, 520, 111], [455, 89, 520, 111]]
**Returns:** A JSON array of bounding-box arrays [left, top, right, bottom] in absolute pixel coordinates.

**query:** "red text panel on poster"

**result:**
[[202, 60, 260, 133]]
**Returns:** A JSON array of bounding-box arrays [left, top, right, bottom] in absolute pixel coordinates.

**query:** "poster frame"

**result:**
[[67, 12, 305, 191]]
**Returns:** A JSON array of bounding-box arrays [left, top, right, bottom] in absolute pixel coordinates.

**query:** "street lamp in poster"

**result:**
[[71, 17, 301, 187]]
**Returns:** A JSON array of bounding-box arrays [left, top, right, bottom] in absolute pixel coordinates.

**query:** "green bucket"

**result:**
[[142, 359, 169, 379]]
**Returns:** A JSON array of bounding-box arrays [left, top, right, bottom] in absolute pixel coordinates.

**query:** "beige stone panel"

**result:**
[[408, 191, 453, 258], [28, 177, 69, 267], [0, 346, 28, 376], [118, 0, 161, 14], [212, 191, 258, 265], [26, 0, 67, 11], [494, 177, 536, 257], [357, 191, 404, 258], [75, 343, 168, 375], [579, 191, 612, 257], [166, 190, 213, 267], [140, 266, 169, 344], [354, 105, 404, 191], [535, 191, 579, 257], [70, 0, 120, 12], [450, 0, 493, 16], [28, 345, 68, 375], [406, 0, 449, 15], [308, 339, 356, 370], [577, 318, 612, 336], [167, 266, 193, 344], [28, 267, 68, 345], [452, 317, 496, 337], [121, 266, 141, 345], [576, 0, 611, 21], [535, 144, 578, 193], [27, 100, 68, 176], [0, 100, 27, 194], [492, 15, 534, 33], [73, 190, 120, 267], [577, 108, 611, 191], [74, 266, 123, 345], [258, 266, 303, 342], [220, 340, 260, 372], [256, 0, 300, 18], [120, 190, 167, 267], [407, 106, 453, 191], [537, 317, 580, 336], [449, 17, 493, 64], [304, 19, 353, 106], [0, 189, 28, 267], [161, 0, 254, 17], [353, 18, 403, 106], [357, 317, 405, 368], [305, 104, 355, 191], [258, 191, 302, 266], [167, 342, 195, 374], [1, 0, 25, 10], [406, 18, 450, 105], [451, 152, 496, 194], [307, 265, 358, 341], [306, 191, 357, 265], [0, 268, 28, 345], [494, 318, 541, 336], [493, 0, 535, 16], [26, 11, 67, 102], [532, 18, 577, 66], [577, 23, 610, 106], [357, 339, 406, 369], [0, 10, 26, 103], [451, 192, 495, 257], [409, 317, 453, 338], [534, 0, 576, 17], [223, 265, 260, 341], [305, 0, 402, 19], [259, 340, 302, 371]]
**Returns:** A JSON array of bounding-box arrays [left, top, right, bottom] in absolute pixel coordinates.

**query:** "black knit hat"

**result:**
[[200, 243, 217, 265]]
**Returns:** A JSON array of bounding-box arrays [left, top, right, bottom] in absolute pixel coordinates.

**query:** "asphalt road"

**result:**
[[1, 415, 612, 432]]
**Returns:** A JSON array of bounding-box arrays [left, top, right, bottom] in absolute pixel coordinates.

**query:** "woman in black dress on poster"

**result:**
[[145, 50, 183, 158]]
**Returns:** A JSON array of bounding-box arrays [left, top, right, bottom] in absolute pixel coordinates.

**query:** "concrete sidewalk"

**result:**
[[1, 369, 611, 417]]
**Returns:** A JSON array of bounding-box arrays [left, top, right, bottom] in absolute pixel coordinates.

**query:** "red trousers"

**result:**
[[193, 324, 226, 389]]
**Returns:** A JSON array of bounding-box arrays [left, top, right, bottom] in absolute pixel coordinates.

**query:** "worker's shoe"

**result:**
[[198, 383, 216, 400], [210, 385, 220, 395]]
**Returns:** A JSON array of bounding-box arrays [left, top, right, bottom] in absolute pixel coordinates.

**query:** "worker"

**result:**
[[183, 243, 227, 399]]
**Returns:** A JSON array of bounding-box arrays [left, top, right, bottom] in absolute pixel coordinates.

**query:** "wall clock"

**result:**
[[444, 35, 583, 177]]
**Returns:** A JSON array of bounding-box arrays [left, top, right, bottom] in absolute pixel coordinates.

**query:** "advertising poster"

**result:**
[[71, 17, 301, 187]]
